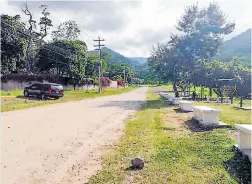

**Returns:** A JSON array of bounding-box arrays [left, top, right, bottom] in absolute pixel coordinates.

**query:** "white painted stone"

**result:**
[[192, 106, 221, 125], [160, 92, 170, 99], [172, 97, 181, 105], [235, 124, 252, 150], [179, 100, 193, 111], [168, 96, 174, 102]]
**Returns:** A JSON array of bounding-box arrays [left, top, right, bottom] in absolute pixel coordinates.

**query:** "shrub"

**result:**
[[117, 80, 125, 87], [102, 77, 112, 87]]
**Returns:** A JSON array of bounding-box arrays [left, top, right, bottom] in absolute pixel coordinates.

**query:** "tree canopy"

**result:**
[[148, 2, 237, 88], [52, 20, 81, 41]]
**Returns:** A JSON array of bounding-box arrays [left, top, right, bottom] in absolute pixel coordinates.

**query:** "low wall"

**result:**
[[109, 80, 118, 88], [1, 80, 98, 91]]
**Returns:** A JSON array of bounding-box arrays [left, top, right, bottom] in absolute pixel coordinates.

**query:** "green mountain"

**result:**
[[89, 47, 149, 79], [101, 47, 139, 67], [130, 57, 147, 64], [216, 28, 251, 65]]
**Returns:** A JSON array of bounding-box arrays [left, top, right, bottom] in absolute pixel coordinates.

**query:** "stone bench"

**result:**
[[217, 97, 231, 103], [235, 124, 252, 160], [172, 97, 182, 105], [159, 92, 170, 99], [192, 106, 221, 125], [179, 100, 193, 111]]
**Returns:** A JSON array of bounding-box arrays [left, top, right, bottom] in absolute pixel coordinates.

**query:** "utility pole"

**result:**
[[123, 69, 126, 88], [94, 36, 105, 93]]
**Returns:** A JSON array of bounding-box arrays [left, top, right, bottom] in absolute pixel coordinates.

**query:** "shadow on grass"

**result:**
[[184, 118, 216, 132], [185, 118, 232, 132], [152, 89, 174, 94], [16, 95, 58, 101], [224, 150, 251, 184], [173, 108, 192, 114], [161, 127, 176, 131], [124, 166, 144, 171]]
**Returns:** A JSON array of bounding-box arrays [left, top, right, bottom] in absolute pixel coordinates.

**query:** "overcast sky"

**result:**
[[1, 0, 251, 57]]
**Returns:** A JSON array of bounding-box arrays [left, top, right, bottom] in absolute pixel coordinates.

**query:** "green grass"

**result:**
[[88, 88, 251, 184], [0, 89, 23, 96], [1, 87, 138, 112]]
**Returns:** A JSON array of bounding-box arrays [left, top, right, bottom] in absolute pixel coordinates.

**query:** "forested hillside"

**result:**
[[216, 28, 251, 65], [101, 47, 139, 67], [130, 57, 147, 64]]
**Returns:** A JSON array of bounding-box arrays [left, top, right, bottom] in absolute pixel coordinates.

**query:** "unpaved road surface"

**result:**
[[2, 87, 148, 184]]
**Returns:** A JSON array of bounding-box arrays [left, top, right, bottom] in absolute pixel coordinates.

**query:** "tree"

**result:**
[[176, 2, 235, 79], [105, 62, 134, 83], [36, 40, 87, 84], [21, 2, 37, 72], [1, 14, 28, 76], [149, 2, 235, 94], [112, 75, 123, 81], [52, 20, 80, 41], [85, 53, 99, 78], [21, 2, 53, 72], [38, 5, 53, 42]]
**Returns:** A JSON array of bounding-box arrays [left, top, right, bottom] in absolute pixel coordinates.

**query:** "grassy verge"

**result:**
[[0, 89, 23, 96], [88, 88, 251, 184], [1, 87, 138, 112]]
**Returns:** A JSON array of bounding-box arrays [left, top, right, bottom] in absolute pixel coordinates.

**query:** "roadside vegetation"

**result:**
[[1, 87, 138, 112], [88, 88, 251, 184]]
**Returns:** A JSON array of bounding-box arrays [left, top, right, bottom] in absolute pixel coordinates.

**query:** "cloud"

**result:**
[[1, 0, 251, 57]]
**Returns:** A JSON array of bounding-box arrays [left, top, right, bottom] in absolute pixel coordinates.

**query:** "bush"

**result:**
[[102, 77, 112, 87], [117, 80, 125, 87]]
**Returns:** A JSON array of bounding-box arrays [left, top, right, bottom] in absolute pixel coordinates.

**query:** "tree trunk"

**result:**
[[173, 81, 179, 97]]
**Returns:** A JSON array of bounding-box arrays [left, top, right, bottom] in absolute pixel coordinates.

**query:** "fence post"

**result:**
[[240, 97, 243, 108]]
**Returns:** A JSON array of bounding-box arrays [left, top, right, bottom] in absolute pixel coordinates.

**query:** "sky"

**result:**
[[1, 0, 251, 57]]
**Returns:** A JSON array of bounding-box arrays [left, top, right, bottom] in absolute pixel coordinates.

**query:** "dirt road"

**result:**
[[2, 87, 148, 184]]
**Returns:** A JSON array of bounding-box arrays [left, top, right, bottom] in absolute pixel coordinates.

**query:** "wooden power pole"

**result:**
[[94, 37, 105, 93]]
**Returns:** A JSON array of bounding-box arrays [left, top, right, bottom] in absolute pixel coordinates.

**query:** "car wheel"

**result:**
[[24, 91, 29, 97], [54, 97, 59, 100], [40, 93, 46, 100]]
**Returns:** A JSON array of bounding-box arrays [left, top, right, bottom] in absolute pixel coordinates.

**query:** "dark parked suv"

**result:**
[[24, 83, 64, 100]]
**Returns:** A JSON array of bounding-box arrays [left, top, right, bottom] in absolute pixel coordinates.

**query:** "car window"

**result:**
[[30, 84, 37, 89], [41, 84, 49, 90], [51, 85, 63, 90]]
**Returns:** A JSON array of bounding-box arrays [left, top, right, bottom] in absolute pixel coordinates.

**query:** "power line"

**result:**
[[81, 24, 100, 38]]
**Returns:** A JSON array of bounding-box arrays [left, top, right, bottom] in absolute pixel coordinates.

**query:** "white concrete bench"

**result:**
[[168, 96, 174, 102], [192, 106, 221, 125], [235, 124, 252, 160], [172, 97, 181, 105], [235, 124, 252, 150], [179, 100, 193, 111], [159, 92, 170, 99], [217, 97, 231, 103]]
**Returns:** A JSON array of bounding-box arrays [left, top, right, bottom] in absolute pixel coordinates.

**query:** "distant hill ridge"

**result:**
[[216, 28, 251, 65], [88, 47, 147, 68]]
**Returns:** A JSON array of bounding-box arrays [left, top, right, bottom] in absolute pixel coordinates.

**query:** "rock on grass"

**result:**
[[131, 157, 144, 169]]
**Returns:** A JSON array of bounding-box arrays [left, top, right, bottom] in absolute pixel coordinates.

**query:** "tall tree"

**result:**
[[52, 20, 80, 41], [1, 14, 28, 76], [21, 2, 53, 72], [149, 2, 235, 93], [38, 5, 53, 42], [36, 40, 87, 84]]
